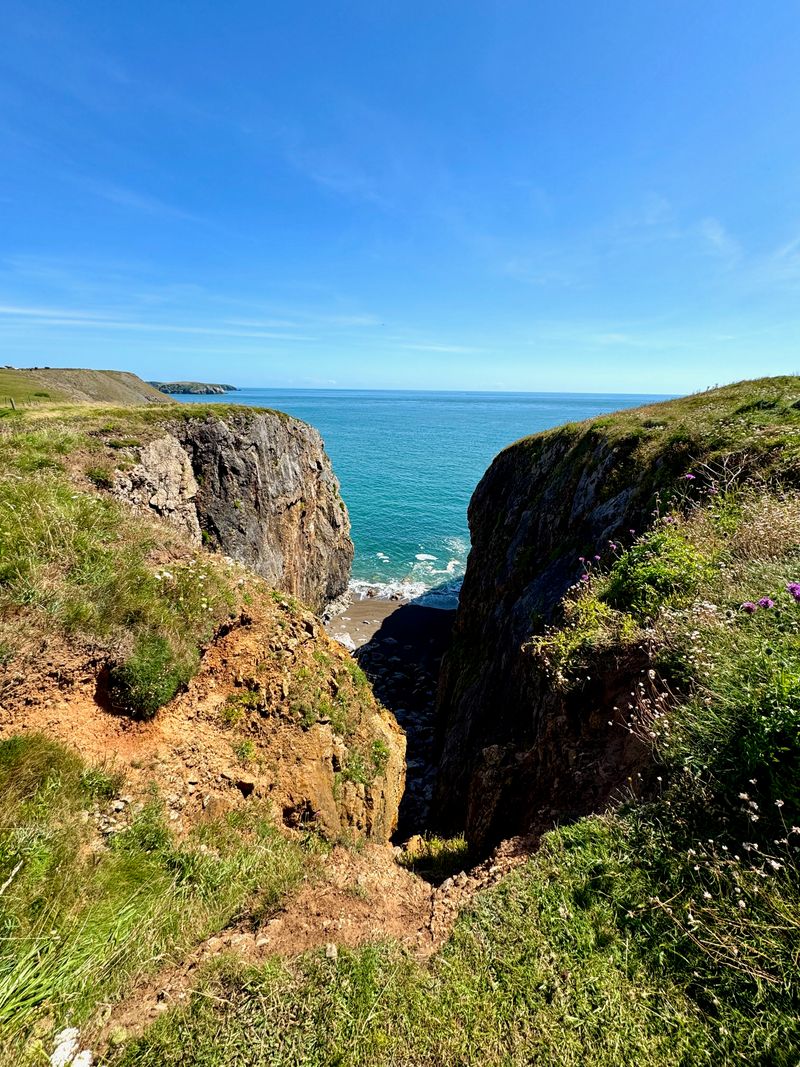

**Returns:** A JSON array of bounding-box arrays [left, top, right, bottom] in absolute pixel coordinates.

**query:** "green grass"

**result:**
[[0, 735, 312, 1063], [513, 375, 800, 467], [0, 369, 66, 407], [114, 810, 800, 1066]]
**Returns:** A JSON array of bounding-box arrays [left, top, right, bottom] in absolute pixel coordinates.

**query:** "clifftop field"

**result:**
[[1, 373, 800, 1064], [0, 367, 170, 407]]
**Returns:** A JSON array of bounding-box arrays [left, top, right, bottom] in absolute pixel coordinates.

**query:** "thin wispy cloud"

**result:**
[[224, 317, 303, 329], [399, 342, 481, 354], [82, 180, 202, 222], [0, 305, 315, 340], [699, 217, 741, 262]]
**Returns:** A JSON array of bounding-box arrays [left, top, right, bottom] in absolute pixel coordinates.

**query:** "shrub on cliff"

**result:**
[[106, 634, 198, 719], [603, 525, 712, 620]]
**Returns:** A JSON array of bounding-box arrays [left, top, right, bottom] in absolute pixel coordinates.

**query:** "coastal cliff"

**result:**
[[150, 381, 237, 395], [434, 376, 800, 850], [111, 408, 353, 616]]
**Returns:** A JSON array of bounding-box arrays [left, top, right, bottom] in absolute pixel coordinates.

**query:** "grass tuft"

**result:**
[[0, 735, 311, 1061]]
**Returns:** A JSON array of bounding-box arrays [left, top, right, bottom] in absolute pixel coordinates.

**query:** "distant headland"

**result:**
[[149, 381, 238, 395]]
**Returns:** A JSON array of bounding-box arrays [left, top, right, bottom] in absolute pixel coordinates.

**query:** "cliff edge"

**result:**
[[434, 376, 800, 850]]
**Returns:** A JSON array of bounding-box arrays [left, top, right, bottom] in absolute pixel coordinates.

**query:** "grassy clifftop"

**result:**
[[0, 367, 170, 407], [519, 374, 800, 461]]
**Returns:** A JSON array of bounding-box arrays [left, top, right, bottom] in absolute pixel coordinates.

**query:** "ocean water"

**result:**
[[176, 389, 669, 607]]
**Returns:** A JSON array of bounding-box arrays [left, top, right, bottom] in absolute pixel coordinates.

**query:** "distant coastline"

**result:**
[[149, 381, 237, 395]]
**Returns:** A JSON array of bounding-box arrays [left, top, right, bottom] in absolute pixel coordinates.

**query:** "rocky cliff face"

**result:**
[[111, 436, 202, 544], [434, 381, 800, 852], [112, 409, 353, 616]]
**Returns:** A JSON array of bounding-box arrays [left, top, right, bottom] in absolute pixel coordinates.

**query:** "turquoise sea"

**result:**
[[177, 390, 669, 607]]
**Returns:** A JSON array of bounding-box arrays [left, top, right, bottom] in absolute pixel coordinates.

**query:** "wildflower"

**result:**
[[738, 792, 749, 801], [776, 799, 785, 809], [683, 473, 696, 480], [758, 597, 775, 609], [787, 582, 800, 602], [50, 1030, 80, 1067], [740, 602, 758, 614], [594, 554, 601, 561], [738, 899, 746, 910], [702, 891, 712, 900], [768, 859, 782, 871], [580, 574, 590, 583]]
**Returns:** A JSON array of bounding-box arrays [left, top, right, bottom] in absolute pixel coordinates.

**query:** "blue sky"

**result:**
[[1, 1, 799, 392]]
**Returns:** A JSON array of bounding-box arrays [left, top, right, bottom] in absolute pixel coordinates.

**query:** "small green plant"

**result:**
[[79, 765, 123, 801], [530, 588, 627, 679], [602, 526, 712, 620], [341, 750, 369, 785], [398, 833, 470, 883], [106, 634, 196, 719], [370, 738, 390, 775], [232, 739, 257, 765], [220, 688, 264, 725], [85, 464, 115, 489]]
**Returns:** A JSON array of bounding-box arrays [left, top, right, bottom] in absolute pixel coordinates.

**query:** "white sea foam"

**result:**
[[430, 558, 461, 576], [415, 553, 438, 561], [348, 576, 461, 610]]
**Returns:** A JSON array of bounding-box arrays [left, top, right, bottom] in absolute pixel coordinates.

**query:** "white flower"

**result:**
[[50, 1029, 80, 1067], [73, 1053, 93, 1067]]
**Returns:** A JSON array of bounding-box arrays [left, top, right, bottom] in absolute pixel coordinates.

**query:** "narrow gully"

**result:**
[[354, 603, 455, 838]]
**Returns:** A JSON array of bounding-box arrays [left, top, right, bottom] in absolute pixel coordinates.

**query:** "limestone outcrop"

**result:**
[[111, 436, 202, 543], [174, 412, 353, 616], [111, 409, 353, 616]]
